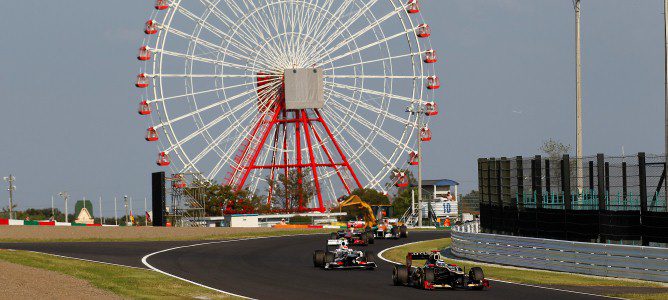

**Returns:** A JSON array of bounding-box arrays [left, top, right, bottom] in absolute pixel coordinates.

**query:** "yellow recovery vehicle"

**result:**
[[338, 195, 408, 239]]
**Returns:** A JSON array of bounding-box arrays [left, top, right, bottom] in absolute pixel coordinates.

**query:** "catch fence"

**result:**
[[478, 153, 668, 246]]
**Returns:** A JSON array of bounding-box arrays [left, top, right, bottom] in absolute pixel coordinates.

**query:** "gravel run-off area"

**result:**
[[0, 259, 122, 300], [0, 226, 316, 242]]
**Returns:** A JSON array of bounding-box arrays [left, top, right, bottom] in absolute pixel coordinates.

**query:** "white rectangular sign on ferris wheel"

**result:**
[[284, 68, 324, 110]]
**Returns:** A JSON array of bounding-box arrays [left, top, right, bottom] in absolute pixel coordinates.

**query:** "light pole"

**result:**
[[99, 196, 104, 225], [407, 104, 427, 227], [124, 195, 129, 225], [59, 192, 69, 223], [574, 0, 584, 193], [664, 0, 668, 209], [3, 175, 15, 219], [114, 197, 118, 226]]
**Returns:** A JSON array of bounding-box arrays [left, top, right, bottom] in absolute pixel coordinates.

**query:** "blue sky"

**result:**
[[0, 0, 665, 216]]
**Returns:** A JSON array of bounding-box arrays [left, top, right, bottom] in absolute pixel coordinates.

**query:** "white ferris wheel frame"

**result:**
[[138, 0, 437, 202]]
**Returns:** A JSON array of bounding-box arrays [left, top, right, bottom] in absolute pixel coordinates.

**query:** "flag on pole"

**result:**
[[146, 211, 152, 223], [130, 211, 136, 226]]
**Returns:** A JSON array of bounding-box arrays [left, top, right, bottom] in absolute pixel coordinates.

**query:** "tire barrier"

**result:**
[[451, 222, 668, 282]]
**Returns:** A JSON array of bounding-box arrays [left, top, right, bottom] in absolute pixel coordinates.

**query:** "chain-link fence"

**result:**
[[479, 153, 668, 247]]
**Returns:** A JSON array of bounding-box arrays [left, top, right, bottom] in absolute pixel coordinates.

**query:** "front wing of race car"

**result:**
[[324, 261, 378, 270]]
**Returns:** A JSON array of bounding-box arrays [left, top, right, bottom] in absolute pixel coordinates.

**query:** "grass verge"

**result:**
[[0, 249, 238, 299], [381, 238, 667, 299]]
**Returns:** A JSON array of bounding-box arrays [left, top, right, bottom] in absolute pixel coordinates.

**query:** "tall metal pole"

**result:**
[[144, 197, 148, 226], [4, 175, 15, 219], [59, 192, 69, 223], [664, 0, 668, 210], [51, 195, 54, 220], [114, 197, 118, 226], [575, 0, 584, 193], [99, 196, 103, 225], [418, 109, 424, 227], [124, 195, 129, 225]]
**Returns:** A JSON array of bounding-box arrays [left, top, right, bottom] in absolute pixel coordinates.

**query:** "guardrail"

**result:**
[[451, 221, 668, 282]]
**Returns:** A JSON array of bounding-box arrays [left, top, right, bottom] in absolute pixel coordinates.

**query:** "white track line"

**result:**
[[3, 249, 149, 270], [376, 241, 626, 300], [141, 233, 327, 300]]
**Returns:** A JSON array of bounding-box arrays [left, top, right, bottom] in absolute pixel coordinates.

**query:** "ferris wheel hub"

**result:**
[[284, 68, 324, 110]]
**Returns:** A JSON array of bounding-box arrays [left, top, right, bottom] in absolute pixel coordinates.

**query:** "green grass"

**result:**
[[0, 249, 239, 299], [381, 238, 667, 299], [0, 229, 331, 243], [613, 294, 668, 300]]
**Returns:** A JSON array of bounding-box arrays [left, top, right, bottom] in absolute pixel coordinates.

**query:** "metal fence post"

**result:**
[[517, 156, 524, 210], [534, 155, 543, 209], [589, 160, 595, 193], [563, 154, 572, 210], [638, 152, 648, 246], [545, 159, 551, 195], [622, 161, 628, 203], [478, 158, 485, 211], [597, 154, 606, 211]]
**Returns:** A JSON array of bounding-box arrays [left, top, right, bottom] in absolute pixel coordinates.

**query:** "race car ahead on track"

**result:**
[[393, 251, 489, 290], [313, 239, 377, 270], [375, 218, 407, 239], [330, 221, 374, 246]]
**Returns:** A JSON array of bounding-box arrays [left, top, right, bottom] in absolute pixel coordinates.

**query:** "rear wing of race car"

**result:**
[[328, 239, 344, 246], [406, 251, 441, 268]]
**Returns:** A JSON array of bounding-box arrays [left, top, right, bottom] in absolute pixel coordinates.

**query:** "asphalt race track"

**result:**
[[1, 231, 607, 299]]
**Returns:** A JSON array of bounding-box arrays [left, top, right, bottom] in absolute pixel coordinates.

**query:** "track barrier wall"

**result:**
[[451, 221, 668, 282], [0, 218, 111, 227]]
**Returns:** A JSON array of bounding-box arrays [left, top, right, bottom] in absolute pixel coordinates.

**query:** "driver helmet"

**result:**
[[340, 239, 349, 249]]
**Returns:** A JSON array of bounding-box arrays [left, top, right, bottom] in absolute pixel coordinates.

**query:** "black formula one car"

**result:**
[[330, 225, 374, 246], [392, 251, 489, 290], [313, 239, 377, 270]]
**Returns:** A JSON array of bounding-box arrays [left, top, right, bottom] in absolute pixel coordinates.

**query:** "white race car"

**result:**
[[313, 239, 377, 270]]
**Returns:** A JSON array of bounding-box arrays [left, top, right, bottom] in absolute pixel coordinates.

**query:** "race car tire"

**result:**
[[393, 265, 409, 286], [420, 269, 435, 290], [329, 232, 338, 240], [313, 250, 325, 267], [366, 230, 375, 244], [324, 252, 335, 264], [399, 225, 408, 238], [364, 251, 375, 263], [390, 227, 399, 239], [470, 267, 485, 281]]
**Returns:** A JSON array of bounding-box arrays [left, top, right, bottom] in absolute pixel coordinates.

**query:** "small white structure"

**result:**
[[421, 198, 459, 219], [225, 214, 259, 228], [75, 207, 94, 225]]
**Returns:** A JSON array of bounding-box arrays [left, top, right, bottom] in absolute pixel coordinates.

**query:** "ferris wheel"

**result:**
[[136, 0, 440, 212]]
